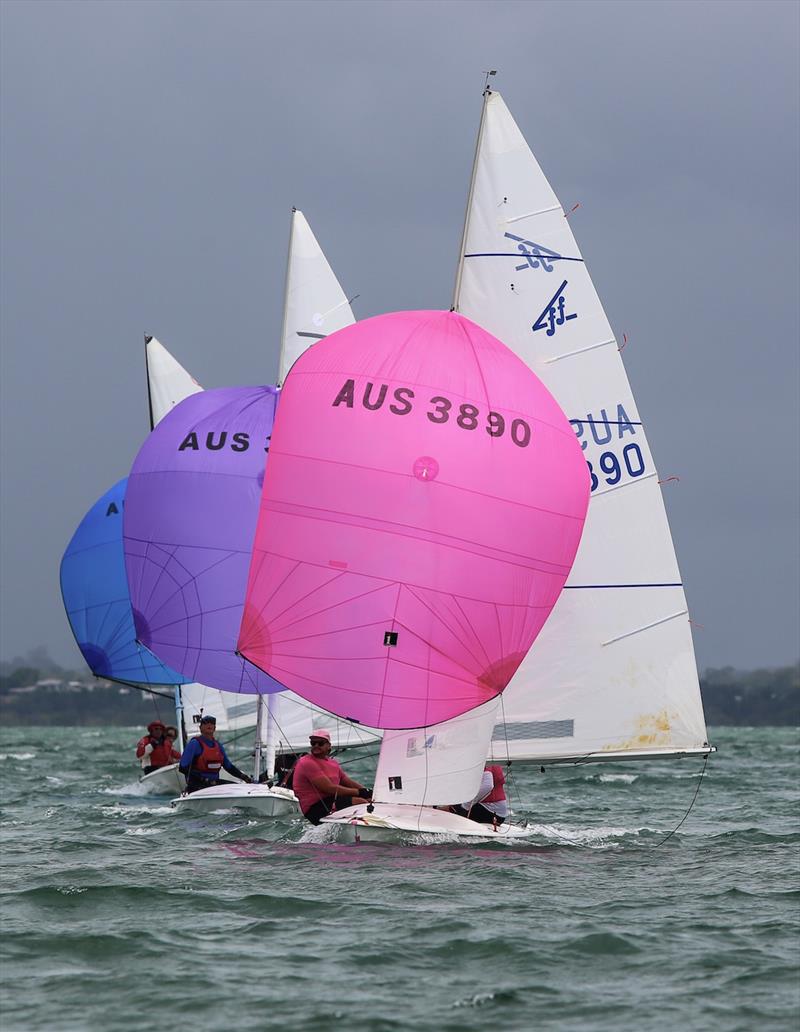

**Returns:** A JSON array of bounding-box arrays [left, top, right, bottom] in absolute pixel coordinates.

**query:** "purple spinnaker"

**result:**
[[123, 385, 284, 694]]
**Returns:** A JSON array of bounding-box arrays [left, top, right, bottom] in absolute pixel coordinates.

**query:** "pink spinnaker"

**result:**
[[238, 310, 589, 728]]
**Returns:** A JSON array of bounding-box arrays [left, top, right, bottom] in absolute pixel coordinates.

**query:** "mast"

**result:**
[[174, 685, 185, 752], [264, 693, 277, 781], [451, 84, 492, 313], [277, 208, 297, 386], [253, 693, 265, 781]]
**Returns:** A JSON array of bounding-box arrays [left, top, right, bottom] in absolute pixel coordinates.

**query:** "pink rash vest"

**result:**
[[292, 754, 344, 814]]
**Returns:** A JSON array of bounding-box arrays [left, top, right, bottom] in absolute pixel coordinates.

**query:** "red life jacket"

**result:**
[[192, 737, 224, 777], [136, 735, 175, 769], [483, 765, 506, 804]]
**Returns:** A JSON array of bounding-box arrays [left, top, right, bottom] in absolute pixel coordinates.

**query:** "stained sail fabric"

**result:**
[[373, 698, 500, 807], [145, 335, 203, 428], [60, 479, 189, 686], [278, 209, 355, 384], [239, 309, 589, 729], [123, 386, 284, 695], [454, 90, 710, 762]]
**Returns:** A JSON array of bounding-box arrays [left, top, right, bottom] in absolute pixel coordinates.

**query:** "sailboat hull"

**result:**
[[138, 763, 185, 796], [320, 803, 533, 843], [170, 783, 298, 817]]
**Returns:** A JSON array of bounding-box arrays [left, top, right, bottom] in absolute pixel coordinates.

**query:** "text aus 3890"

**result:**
[[332, 379, 532, 447]]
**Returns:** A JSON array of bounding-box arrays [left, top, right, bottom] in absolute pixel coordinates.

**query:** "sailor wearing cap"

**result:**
[[178, 715, 253, 793], [292, 729, 372, 824]]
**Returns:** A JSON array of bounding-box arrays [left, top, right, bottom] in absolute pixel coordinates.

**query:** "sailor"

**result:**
[[164, 726, 181, 761], [178, 715, 252, 793], [292, 730, 371, 825], [136, 721, 176, 775], [454, 764, 508, 825]]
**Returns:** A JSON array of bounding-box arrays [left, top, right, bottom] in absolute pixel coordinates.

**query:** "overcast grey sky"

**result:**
[[1, 0, 798, 672]]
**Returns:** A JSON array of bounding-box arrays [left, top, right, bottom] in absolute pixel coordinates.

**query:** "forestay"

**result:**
[[239, 309, 589, 730], [454, 90, 710, 762], [278, 209, 355, 384]]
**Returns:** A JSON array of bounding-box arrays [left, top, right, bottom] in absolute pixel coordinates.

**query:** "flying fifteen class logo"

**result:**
[[532, 279, 577, 337], [504, 232, 562, 273]]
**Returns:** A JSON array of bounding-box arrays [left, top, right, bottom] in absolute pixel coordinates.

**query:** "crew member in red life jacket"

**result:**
[[136, 721, 176, 776], [454, 764, 509, 825], [178, 715, 252, 793], [292, 730, 372, 824], [164, 726, 181, 762]]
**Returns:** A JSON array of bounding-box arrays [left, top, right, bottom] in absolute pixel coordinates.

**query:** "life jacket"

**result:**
[[192, 736, 224, 779], [483, 765, 506, 804], [136, 735, 174, 769]]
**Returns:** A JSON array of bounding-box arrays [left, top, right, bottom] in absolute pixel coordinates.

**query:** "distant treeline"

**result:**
[[1, 651, 797, 727], [0, 684, 176, 727], [699, 664, 799, 727]]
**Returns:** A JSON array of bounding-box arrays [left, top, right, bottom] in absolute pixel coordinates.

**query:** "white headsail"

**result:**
[[145, 334, 204, 429], [277, 209, 355, 384], [373, 699, 500, 807], [454, 90, 710, 764]]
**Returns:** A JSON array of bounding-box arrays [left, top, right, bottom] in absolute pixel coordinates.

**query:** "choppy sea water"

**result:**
[[1, 725, 797, 1032]]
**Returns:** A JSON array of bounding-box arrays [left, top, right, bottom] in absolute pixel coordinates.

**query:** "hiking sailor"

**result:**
[[454, 764, 509, 825], [178, 715, 252, 793], [293, 729, 371, 824]]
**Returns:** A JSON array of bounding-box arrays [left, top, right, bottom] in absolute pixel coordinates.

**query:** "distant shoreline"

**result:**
[[2, 662, 797, 728]]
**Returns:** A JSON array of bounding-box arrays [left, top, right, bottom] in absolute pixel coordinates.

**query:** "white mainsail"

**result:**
[[179, 681, 380, 752], [454, 90, 710, 764], [145, 334, 204, 428], [277, 208, 356, 384]]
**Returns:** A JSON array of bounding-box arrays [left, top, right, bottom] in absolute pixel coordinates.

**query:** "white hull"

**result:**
[[320, 803, 532, 843], [138, 763, 185, 796], [171, 783, 299, 817]]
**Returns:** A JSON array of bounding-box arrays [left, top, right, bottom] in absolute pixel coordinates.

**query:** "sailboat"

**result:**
[[114, 211, 381, 816], [242, 87, 712, 843], [60, 336, 213, 796], [238, 308, 589, 839], [453, 88, 712, 768]]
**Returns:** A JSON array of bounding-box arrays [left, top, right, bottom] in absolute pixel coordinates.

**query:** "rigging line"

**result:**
[[651, 753, 709, 849]]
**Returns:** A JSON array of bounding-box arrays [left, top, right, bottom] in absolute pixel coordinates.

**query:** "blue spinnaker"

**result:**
[[60, 478, 189, 685]]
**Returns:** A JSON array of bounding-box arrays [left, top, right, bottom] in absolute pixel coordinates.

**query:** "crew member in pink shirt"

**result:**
[[292, 730, 371, 824]]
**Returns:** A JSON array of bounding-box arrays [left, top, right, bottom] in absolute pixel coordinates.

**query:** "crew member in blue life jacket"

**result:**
[[178, 715, 252, 793]]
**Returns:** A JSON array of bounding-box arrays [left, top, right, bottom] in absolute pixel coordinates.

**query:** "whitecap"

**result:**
[[598, 773, 638, 784], [0, 752, 36, 761], [528, 822, 645, 846], [453, 992, 496, 1008]]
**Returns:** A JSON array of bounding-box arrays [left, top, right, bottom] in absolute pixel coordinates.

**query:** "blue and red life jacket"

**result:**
[[192, 737, 224, 780]]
